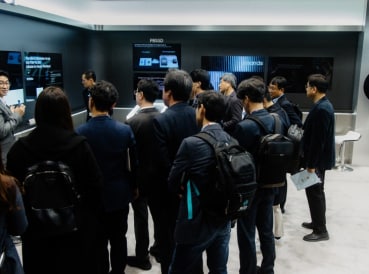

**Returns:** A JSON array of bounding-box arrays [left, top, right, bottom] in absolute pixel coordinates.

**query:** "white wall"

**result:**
[[353, 3, 369, 166]]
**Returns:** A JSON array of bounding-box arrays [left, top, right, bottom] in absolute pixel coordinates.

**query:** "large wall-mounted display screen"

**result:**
[[23, 52, 63, 100], [133, 43, 181, 71], [201, 56, 265, 90], [0, 50, 24, 105], [267, 57, 334, 93]]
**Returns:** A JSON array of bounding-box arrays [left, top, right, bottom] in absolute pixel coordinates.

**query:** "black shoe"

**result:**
[[301, 222, 314, 229], [127, 256, 152, 271], [303, 231, 329, 242], [149, 244, 161, 263]]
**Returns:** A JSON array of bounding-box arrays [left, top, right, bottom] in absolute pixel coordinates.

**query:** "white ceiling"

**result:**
[[2, 0, 367, 31]]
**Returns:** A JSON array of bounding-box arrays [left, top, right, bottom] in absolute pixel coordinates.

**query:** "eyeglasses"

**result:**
[[268, 85, 277, 91], [0, 81, 11, 87], [305, 84, 311, 89]]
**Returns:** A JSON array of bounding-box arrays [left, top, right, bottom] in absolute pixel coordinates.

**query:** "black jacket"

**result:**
[[302, 96, 335, 170]]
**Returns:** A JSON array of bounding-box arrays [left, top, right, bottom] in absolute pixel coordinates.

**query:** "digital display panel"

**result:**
[[23, 52, 63, 99], [133, 43, 181, 71], [0, 50, 24, 104], [267, 57, 334, 93], [201, 56, 265, 90]]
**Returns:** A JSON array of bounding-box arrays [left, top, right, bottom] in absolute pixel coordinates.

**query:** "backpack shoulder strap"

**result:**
[[270, 113, 282, 134], [247, 113, 282, 135], [246, 115, 269, 134], [195, 131, 217, 149]]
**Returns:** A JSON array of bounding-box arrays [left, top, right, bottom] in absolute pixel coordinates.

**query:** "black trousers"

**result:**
[[99, 206, 129, 274], [131, 194, 161, 259], [305, 169, 327, 233]]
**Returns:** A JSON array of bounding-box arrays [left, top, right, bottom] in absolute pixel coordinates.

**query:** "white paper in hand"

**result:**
[[290, 170, 321, 190]]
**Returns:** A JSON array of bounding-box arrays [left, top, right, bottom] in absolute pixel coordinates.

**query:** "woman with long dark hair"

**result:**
[[6, 86, 103, 274]]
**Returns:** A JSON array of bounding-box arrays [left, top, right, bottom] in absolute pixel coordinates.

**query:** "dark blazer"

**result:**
[[168, 123, 231, 244], [276, 94, 303, 127], [233, 109, 275, 159], [77, 115, 137, 212], [222, 91, 243, 135], [153, 102, 199, 182], [302, 96, 335, 170], [125, 107, 160, 195], [266, 103, 291, 135]]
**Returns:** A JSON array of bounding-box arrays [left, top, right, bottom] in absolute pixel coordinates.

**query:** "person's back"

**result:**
[[6, 86, 103, 274], [233, 77, 277, 274], [125, 79, 161, 270], [152, 69, 199, 273], [168, 91, 231, 274], [76, 80, 137, 274]]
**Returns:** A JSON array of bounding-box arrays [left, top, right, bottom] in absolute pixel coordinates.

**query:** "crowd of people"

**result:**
[[0, 67, 335, 274]]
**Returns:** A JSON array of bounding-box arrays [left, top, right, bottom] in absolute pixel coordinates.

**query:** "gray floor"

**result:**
[[15, 164, 369, 273], [126, 165, 369, 274]]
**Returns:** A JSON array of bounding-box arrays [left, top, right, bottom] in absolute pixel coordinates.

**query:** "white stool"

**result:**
[[335, 131, 361, 171]]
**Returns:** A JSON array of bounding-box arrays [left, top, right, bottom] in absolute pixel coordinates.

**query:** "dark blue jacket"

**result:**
[[302, 96, 335, 170], [153, 102, 199, 182], [168, 123, 231, 244], [276, 94, 303, 127], [233, 109, 275, 159], [77, 115, 137, 212], [266, 103, 291, 135]]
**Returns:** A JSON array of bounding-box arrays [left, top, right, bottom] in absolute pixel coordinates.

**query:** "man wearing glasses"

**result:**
[[0, 70, 25, 164]]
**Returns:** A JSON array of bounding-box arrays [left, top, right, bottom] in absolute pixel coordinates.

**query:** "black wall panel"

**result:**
[[0, 10, 359, 115]]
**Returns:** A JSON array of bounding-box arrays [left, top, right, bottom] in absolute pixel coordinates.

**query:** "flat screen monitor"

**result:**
[[23, 52, 63, 99], [133, 43, 181, 71], [201, 56, 265, 91], [267, 57, 334, 93]]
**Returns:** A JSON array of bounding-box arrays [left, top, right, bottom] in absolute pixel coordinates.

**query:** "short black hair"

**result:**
[[137, 79, 160, 103], [90, 80, 118, 111], [270, 76, 287, 90], [307, 74, 329, 93], [190, 69, 211, 90], [164, 69, 192, 101], [237, 77, 265, 103], [197, 90, 225, 123], [0, 70, 9, 79], [83, 70, 96, 82]]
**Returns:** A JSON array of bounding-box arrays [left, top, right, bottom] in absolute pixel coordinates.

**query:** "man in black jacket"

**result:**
[[152, 69, 199, 273], [301, 74, 335, 242]]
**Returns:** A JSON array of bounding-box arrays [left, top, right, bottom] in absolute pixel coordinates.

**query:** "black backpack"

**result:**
[[23, 160, 81, 237], [193, 132, 257, 222], [247, 114, 295, 187]]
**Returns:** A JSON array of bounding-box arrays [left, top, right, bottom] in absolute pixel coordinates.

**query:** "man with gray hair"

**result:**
[[219, 73, 243, 135]]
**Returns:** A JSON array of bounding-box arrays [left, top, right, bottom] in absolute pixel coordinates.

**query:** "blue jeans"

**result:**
[[169, 221, 231, 274], [237, 188, 276, 274]]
